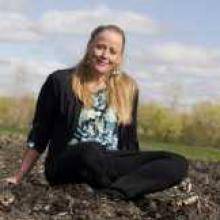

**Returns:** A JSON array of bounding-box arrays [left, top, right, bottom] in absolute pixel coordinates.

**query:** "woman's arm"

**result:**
[[128, 88, 140, 151], [27, 73, 58, 154], [5, 73, 59, 184], [4, 69, 68, 185], [5, 148, 40, 185], [118, 88, 139, 152]]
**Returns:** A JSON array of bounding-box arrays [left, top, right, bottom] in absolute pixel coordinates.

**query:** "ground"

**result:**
[[0, 133, 220, 220]]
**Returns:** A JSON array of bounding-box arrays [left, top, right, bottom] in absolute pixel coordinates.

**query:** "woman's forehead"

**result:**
[[93, 30, 123, 48], [95, 30, 122, 42]]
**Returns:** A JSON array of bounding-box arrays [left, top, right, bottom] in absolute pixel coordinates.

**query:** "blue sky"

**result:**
[[0, 0, 220, 110]]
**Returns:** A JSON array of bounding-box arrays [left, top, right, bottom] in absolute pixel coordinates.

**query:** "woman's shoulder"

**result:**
[[40, 66, 77, 96], [50, 66, 76, 81], [45, 66, 77, 91], [120, 71, 139, 91]]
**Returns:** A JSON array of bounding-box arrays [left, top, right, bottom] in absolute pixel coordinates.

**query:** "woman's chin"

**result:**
[[92, 66, 111, 75]]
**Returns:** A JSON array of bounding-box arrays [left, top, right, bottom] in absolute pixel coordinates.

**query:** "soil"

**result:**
[[0, 133, 220, 220]]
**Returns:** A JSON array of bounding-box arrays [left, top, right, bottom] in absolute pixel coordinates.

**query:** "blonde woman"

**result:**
[[6, 25, 188, 200]]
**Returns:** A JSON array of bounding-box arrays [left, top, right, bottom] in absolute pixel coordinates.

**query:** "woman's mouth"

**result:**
[[96, 59, 109, 66]]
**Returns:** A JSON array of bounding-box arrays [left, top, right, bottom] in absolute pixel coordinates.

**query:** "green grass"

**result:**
[[0, 127, 28, 135], [140, 138, 220, 162]]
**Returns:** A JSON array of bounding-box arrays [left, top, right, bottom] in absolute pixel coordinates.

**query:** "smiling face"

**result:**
[[86, 29, 124, 76]]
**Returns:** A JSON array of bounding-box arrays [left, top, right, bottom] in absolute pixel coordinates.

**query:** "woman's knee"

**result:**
[[156, 151, 188, 168], [166, 153, 189, 181], [147, 151, 189, 182]]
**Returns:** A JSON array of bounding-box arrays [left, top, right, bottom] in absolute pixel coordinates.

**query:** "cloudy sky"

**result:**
[[0, 0, 220, 109]]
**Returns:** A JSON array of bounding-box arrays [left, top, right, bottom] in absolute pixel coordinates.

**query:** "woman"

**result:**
[[6, 24, 188, 200]]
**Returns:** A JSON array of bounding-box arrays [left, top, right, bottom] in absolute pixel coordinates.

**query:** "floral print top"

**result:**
[[68, 89, 118, 150]]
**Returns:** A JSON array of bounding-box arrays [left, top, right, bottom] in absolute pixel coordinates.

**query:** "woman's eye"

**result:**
[[110, 49, 117, 55], [96, 44, 105, 50]]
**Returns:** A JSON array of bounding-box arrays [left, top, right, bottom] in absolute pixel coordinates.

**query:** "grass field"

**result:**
[[140, 137, 220, 162], [0, 127, 28, 135]]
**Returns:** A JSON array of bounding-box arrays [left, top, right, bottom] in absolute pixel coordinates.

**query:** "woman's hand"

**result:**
[[4, 176, 20, 185], [4, 171, 24, 185], [3, 149, 40, 186]]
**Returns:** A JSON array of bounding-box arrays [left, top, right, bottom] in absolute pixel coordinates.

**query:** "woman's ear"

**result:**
[[117, 55, 123, 67]]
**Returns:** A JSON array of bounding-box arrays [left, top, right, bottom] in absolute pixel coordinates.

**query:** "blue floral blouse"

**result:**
[[68, 89, 118, 150]]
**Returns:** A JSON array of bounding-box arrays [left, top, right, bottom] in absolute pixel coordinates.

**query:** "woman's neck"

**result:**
[[89, 71, 108, 84], [86, 72, 108, 93]]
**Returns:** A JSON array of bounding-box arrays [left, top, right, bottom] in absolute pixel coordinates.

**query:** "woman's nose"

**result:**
[[101, 50, 109, 58]]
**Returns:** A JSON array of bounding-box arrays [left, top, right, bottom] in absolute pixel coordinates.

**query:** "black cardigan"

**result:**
[[27, 67, 139, 162]]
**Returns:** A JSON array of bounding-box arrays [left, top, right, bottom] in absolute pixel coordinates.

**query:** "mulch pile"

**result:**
[[0, 133, 220, 220]]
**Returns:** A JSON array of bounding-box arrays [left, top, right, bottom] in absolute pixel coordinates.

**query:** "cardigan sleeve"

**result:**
[[128, 89, 140, 151], [26, 73, 58, 154], [118, 89, 140, 152]]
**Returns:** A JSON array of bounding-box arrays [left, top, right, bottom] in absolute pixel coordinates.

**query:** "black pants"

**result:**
[[45, 142, 188, 199]]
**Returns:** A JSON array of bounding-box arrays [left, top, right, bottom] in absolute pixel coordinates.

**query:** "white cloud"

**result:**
[[148, 42, 220, 67], [0, 57, 67, 96], [0, 12, 42, 42], [126, 42, 220, 107], [10, 57, 67, 76], [130, 42, 220, 77], [0, 6, 160, 43], [41, 6, 160, 35], [0, 58, 11, 66], [0, 0, 28, 12]]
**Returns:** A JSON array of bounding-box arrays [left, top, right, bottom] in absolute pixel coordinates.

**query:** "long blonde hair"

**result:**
[[71, 25, 138, 125]]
